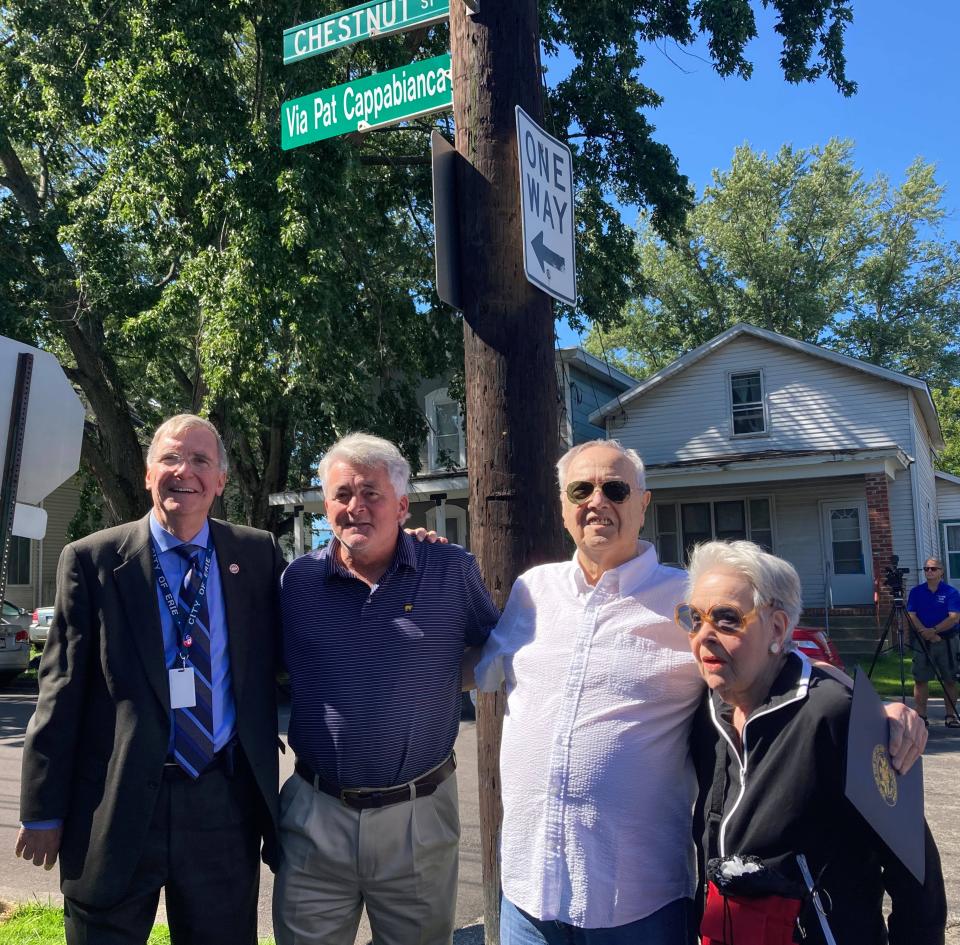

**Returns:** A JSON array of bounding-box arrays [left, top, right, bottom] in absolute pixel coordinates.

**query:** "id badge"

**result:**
[[169, 666, 197, 709]]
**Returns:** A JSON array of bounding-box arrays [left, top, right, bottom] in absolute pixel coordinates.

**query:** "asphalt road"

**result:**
[[1, 682, 957, 942]]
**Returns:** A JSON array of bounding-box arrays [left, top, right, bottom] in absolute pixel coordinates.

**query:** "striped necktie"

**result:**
[[172, 544, 215, 777]]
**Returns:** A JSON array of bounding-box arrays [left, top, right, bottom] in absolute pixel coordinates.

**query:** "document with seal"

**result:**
[[845, 670, 925, 883]]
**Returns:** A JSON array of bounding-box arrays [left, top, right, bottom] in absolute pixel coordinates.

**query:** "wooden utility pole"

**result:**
[[450, 2, 566, 939]]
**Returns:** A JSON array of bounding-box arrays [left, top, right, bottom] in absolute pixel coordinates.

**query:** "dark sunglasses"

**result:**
[[924, 566, 942, 572], [564, 479, 632, 505], [675, 602, 764, 635]]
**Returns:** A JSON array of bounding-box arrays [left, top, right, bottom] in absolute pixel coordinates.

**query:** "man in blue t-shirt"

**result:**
[[907, 557, 960, 726]]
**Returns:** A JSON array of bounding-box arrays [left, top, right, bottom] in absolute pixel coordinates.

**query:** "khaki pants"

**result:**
[[272, 771, 460, 945]]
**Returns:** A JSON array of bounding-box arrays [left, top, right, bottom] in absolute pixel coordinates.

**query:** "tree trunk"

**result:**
[[451, 2, 566, 939]]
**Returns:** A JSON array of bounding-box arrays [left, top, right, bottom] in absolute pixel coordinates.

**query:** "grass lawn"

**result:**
[[0, 904, 275, 944], [853, 649, 956, 700]]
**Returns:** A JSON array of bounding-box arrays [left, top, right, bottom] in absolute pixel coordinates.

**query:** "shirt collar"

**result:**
[[326, 528, 419, 581], [711, 651, 810, 726], [149, 512, 210, 553], [570, 540, 660, 597]]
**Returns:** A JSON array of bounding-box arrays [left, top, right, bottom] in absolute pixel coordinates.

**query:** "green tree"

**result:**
[[587, 141, 960, 389], [1, 0, 858, 531], [933, 388, 960, 477]]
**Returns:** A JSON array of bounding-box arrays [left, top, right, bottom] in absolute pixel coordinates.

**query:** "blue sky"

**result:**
[[553, 0, 960, 347]]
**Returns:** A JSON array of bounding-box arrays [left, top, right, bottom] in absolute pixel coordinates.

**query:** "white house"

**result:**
[[589, 323, 948, 615]]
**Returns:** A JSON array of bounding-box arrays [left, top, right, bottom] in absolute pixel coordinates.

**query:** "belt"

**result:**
[[295, 753, 456, 810]]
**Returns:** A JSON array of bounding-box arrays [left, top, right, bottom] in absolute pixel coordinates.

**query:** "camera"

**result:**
[[883, 555, 910, 599]]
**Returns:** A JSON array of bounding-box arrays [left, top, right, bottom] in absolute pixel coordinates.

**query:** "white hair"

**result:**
[[686, 540, 803, 632], [555, 438, 646, 492], [147, 414, 229, 473], [318, 433, 411, 500]]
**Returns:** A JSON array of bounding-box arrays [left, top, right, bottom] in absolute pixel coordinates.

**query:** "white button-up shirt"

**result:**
[[475, 542, 705, 928]]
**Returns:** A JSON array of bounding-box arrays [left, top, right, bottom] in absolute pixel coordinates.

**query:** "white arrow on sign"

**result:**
[[516, 105, 577, 306]]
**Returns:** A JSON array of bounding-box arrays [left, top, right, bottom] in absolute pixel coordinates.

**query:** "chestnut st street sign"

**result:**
[[282, 53, 452, 149], [284, 0, 450, 65]]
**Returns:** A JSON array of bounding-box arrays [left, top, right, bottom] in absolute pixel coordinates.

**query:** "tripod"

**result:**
[[868, 594, 959, 719]]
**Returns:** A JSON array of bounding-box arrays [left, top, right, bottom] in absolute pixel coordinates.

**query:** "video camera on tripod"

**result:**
[[882, 554, 910, 603]]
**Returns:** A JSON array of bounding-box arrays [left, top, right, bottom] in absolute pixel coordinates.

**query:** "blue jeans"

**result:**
[[500, 896, 691, 945]]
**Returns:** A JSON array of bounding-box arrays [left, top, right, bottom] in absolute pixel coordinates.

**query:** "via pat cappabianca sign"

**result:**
[[282, 54, 452, 149]]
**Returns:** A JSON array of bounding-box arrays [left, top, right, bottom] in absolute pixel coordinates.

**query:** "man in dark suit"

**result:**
[[15, 414, 284, 945]]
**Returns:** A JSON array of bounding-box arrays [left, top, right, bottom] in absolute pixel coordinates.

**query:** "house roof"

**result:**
[[644, 445, 906, 471], [588, 323, 944, 448], [558, 346, 635, 390], [936, 470, 960, 487]]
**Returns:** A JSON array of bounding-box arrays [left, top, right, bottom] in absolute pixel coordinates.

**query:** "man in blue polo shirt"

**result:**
[[908, 557, 960, 727], [274, 433, 499, 945]]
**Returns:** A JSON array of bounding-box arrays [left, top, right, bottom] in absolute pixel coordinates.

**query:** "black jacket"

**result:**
[[21, 515, 285, 908], [693, 653, 945, 945]]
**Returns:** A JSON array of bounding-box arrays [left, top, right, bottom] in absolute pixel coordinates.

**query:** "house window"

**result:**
[[656, 504, 679, 564], [425, 388, 465, 471], [944, 522, 960, 584], [655, 497, 773, 563], [730, 370, 766, 436], [6, 535, 30, 586]]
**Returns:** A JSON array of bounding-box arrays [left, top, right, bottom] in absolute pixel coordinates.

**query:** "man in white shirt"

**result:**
[[475, 439, 926, 945]]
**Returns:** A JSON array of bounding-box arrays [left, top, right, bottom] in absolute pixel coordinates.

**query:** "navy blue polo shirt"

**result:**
[[907, 580, 960, 638], [280, 530, 499, 789]]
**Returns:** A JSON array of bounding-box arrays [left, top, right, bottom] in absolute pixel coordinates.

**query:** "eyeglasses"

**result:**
[[675, 602, 765, 635], [924, 566, 942, 572], [564, 479, 632, 505]]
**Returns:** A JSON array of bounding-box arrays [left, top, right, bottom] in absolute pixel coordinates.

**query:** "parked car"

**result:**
[[2, 599, 30, 630], [791, 626, 845, 671], [29, 604, 55, 647], [0, 601, 32, 683]]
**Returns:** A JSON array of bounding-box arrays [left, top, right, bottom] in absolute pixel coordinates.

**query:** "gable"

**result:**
[[604, 334, 915, 466], [591, 323, 942, 448]]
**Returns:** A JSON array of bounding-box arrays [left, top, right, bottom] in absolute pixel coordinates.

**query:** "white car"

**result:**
[[0, 600, 32, 683], [29, 605, 54, 647]]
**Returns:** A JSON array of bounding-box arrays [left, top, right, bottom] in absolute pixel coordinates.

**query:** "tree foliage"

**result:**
[[0, 0, 857, 531]]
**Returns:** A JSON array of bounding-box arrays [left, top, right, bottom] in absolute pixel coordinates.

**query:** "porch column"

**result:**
[[430, 493, 448, 540], [865, 473, 893, 613], [293, 504, 306, 558]]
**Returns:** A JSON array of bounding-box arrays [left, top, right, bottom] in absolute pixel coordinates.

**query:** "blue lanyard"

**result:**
[[150, 538, 214, 665]]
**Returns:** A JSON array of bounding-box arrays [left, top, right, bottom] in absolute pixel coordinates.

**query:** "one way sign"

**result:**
[[516, 106, 577, 306]]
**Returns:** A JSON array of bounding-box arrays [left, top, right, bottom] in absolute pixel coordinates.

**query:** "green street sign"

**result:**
[[284, 0, 450, 65], [282, 54, 452, 149]]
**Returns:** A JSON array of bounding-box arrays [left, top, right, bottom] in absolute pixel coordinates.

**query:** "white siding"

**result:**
[[909, 392, 940, 567], [609, 336, 913, 465], [938, 479, 960, 521], [886, 473, 917, 582], [39, 477, 81, 606]]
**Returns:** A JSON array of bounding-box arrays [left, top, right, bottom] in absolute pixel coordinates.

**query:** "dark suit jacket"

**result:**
[[20, 514, 285, 909]]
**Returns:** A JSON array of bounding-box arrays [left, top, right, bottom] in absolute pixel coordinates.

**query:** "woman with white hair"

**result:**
[[679, 540, 945, 945]]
